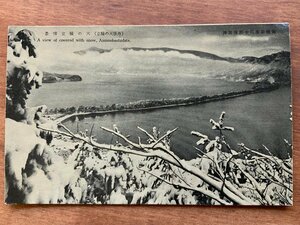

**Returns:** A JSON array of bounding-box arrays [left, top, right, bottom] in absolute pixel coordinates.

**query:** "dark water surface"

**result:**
[[28, 77, 252, 108], [62, 87, 291, 159], [27, 75, 291, 159]]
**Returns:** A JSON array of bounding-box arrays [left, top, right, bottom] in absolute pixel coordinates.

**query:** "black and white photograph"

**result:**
[[5, 24, 292, 205]]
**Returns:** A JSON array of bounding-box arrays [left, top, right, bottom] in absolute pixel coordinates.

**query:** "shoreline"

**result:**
[[53, 84, 281, 124]]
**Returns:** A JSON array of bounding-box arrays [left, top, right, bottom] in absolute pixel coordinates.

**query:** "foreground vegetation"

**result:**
[[35, 111, 292, 205]]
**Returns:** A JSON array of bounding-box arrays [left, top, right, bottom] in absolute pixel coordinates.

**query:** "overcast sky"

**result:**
[[11, 23, 290, 58]]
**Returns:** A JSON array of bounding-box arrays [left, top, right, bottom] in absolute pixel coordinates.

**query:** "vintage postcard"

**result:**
[[5, 24, 292, 205]]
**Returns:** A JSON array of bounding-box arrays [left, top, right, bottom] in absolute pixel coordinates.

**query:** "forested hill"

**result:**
[[42, 72, 82, 83]]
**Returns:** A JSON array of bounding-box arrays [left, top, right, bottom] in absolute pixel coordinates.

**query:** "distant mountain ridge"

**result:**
[[73, 47, 290, 85], [221, 51, 291, 85], [74, 47, 229, 61], [74, 46, 289, 64], [237, 51, 290, 64]]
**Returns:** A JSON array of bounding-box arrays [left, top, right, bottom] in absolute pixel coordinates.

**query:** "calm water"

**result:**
[[58, 94, 292, 160], [28, 76, 252, 108], [28, 76, 291, 159]]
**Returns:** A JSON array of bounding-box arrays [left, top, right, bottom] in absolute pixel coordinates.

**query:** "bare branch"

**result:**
[[100, 126, 144, 150], [242, 144, 292, 176], [101, 126, 184, 168], [152, 127, 178, 148], [137, 126, 155, 141]]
